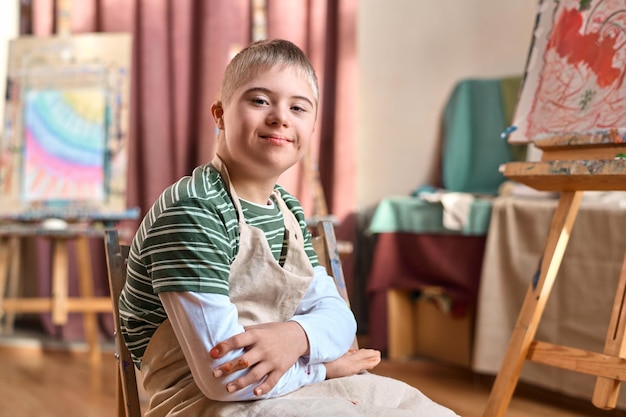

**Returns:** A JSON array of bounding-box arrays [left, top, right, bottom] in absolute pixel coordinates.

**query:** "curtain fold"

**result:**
[[28, 0, 358, 338], [32, 0, 356, 227]]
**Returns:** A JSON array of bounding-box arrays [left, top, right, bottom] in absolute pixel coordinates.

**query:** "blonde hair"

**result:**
[[219, 39, 319, 106]]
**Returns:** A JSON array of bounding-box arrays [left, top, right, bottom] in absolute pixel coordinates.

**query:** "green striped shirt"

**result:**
[[119, 163, 319, 365]]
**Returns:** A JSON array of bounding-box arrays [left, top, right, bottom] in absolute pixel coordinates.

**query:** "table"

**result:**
[[366, 195, 492, 353]]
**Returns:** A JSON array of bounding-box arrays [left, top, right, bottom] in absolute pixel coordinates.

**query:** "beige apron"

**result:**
[[140, 157, 459, 417]]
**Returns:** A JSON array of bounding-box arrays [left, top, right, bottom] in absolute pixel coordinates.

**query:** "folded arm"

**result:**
[[161, 290, 325, 401], [160, 265, 356, 401]]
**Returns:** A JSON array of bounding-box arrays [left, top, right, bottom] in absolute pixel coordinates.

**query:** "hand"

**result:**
[[324, 348, 381, 380], [210, 321, 309, 396]]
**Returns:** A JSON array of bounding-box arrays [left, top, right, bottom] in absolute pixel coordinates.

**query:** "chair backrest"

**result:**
[[104, 220, 354, 416], [312, 220, 359, 350], [104, 229, 142, 417]]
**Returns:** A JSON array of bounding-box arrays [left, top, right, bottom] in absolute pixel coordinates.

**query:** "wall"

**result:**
[[357, 0, 538, 208]]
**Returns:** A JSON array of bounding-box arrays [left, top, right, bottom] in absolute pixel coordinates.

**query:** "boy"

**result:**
[[120, 38, 459, 416]]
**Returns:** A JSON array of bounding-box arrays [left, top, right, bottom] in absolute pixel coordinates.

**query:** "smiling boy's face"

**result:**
[[213, 64, 317, 185]]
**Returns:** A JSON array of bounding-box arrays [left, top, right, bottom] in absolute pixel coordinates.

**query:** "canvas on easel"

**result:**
[[509, 0, 626, 146], [0, 33, 134, 221]]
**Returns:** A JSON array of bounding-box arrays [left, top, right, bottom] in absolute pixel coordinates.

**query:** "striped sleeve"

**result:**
[[142, 199, 238, 295]]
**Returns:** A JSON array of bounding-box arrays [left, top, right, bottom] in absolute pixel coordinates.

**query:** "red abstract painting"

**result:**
[[511, 0, 626, 143]]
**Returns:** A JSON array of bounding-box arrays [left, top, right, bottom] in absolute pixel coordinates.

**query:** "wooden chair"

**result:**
[[311, 220, 359, 350], [104, 219, 355, 417], [105, 229, 142, 417]]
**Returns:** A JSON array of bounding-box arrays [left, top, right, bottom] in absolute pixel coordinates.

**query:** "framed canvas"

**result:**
[[510, 0, 626, 144], [0, 33, 134, 220]]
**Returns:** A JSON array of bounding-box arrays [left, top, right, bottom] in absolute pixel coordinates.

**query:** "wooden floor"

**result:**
[[1, 331, 626, 417]]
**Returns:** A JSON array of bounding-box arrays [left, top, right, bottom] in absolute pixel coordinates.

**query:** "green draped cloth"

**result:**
[[370, 77, 523, 236]]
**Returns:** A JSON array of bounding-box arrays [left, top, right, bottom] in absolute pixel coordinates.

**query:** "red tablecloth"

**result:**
[[366, 232, 486, 352]]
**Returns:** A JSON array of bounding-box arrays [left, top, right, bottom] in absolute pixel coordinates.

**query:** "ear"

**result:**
[[211, 102, 225, 129]]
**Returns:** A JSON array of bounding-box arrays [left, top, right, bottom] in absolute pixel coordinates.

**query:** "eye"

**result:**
[[251, 97, 269, 106], [291, 105, 306, 112]]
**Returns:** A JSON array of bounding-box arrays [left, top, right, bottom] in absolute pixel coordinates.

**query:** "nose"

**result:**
[[266, 106, 289, 127]]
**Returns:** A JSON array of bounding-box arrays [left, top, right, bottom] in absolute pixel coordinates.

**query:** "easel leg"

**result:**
[[592, 252, 626, 409], [0, 237, 20, 333], [52, 239, 69, 325], [483, 191, 583, 417], [4, 237, 20, 333], [76, 237, 101, 366], [0, 237, 10, 332]]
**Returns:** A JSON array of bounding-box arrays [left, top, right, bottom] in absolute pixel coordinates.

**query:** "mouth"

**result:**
[[260, 134, 293, 145]]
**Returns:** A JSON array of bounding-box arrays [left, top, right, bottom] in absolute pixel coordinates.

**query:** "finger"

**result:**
[[210, 332, 251, 359], [353, 349, 381, 362], [213, 357, 251, 378], [225, 363, 271, 393], [209, 342, 230, 359], [253, 370, 281, 397]]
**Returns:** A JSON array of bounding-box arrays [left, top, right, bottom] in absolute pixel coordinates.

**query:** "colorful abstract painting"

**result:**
[[23, 88, 106, 202], [0, 33, 132, 220], [510, 0, 626, 143]]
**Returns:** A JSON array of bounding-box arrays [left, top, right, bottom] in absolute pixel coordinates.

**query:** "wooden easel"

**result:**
[[0, 0, 103, 365], [0, 0, 136, 366], [483, 132, 626, 416], [0, 224, 113, 365]]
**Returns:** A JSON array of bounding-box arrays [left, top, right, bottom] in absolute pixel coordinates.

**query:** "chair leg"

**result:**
[[116, 367, 127, 417]]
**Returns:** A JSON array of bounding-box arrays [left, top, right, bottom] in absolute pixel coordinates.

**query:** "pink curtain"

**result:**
[[31, 0, 357, 234], [28, 0, 359, 337]]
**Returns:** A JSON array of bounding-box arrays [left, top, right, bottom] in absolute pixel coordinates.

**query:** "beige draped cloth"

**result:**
[[142, 320, 455, 417]]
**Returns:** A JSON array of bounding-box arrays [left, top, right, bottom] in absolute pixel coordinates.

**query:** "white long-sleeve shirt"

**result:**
[[160, 264, 357, 401]]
